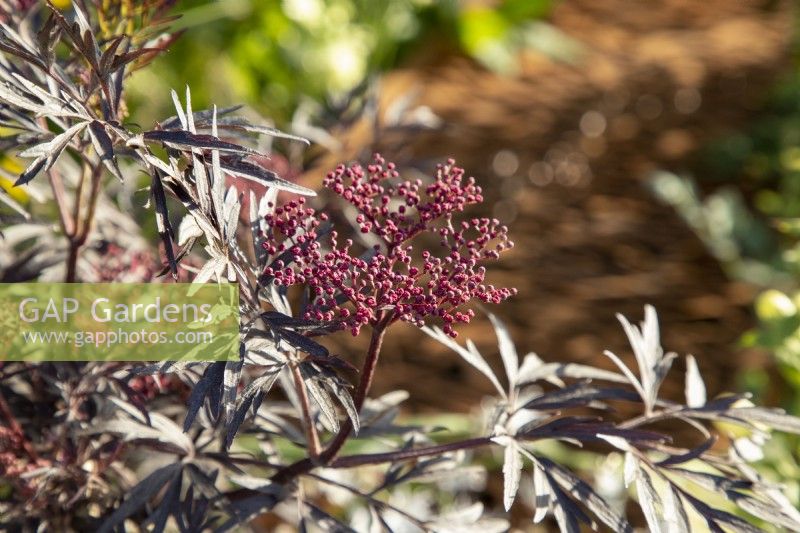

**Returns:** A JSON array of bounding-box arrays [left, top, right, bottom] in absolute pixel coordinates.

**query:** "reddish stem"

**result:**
[[65, 163, 103, 282], [291, 362, 321, 458], [330, 437, 491, 469], [271, 319, 389, 484]]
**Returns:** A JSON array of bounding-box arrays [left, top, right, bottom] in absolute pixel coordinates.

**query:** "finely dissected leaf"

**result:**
[[532, 462, 551, 523], [516, 354, 627, 386], [135, 147, 181, 179], [243, 335, 287, 366], [151, 171, 177, 277], [497, 437, 522, 511], [98, 463, 181, 533], [215, 491, 284, 532], [273, 327, 330, 358], [178, 214, 204, 246], [488, 313, 518, 393], [319, 369, 360, 434], [668, 468, 752, 493], [0, 79, 83, 119], [15, 121, 88, 185], [520, 416, 664, 444], [682, 493, 762, 533], [220, 158, 315, 196], [623, 452, 637, 488], [727, 406, 800, 433], [213, 116, 310, 144], [300, 364, 340, 433], [109, 46, 163, 72], [613, 305, 676, 411], [88, 120, 123, 181], [163, 108, 309, 144], [185, 85, 196, 133], [663, 484, 690, 533], [10, 73, 65, 112], [17, 121, 85, 158], [656, 437, 716, 467], [184, 361, 225, 431], [223, 185, 241, 243], [90, 413, 193, 452], [15, 157, 47, 187], [211, 106, 226, 226], [149, 470, 182, 533], [0, 188, 29, 218], [635, 466, 663, 533], [405, 463, 487, 487], [160, 104, 243, 131], [421, 325, 506, 398], [190, 256, 224, 289], [36, 13, 60, 66], [98, 34, 125, 75], [684, 354, 706, 408], [725, 490, 800, 531], [142, 130, 259, 155], [602, 349, 648, 408], [222, 359, 243, 427], [522, 381, 640, 411], [0, 33, 45, 67], [377, 452, 461, 491], [226, 370, 282, 448], [733, 456, 800, 529], [170, 89, 188, 130], [538, 457, 632, 533], [548, 479, 590, 533], [186, 464, 221, 500]]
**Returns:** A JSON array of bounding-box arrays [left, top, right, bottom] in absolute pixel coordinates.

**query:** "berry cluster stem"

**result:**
[[271, 317, 390, 484]]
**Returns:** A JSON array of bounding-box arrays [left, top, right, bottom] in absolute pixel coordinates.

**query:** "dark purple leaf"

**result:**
[[161, 105, 243, 130], [538, 457, 632, 533], [151, 171, 177, 278], [143, 130, 258, 155], [523, 382, 640, 410], [98, 463, 181, 533], [220, 158, 315, 196], [683, 493, 762, 533], [184, 361, 225, 431], [88, 120, 123, 181], [657, 436, 717, 467], [225, 370, 281, 449]]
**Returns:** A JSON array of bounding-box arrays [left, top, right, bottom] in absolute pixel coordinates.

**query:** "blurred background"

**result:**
[[58, 0, 800, 526]]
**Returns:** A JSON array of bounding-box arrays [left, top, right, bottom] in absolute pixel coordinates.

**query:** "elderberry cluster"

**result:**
[[262, 155, 516, 336]]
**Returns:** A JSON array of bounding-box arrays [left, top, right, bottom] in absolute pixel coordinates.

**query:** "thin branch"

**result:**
[[271, 318, 391, 484], [318, 319, 389, 461], [354, 318, 390, 411], [48, 168, 75, 237], [618, 406, 683, 429], [329, 437, 491, 469], [65, 161, 103, 282], [231, 435, 495, 504], [291, 361, 321, 459]]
